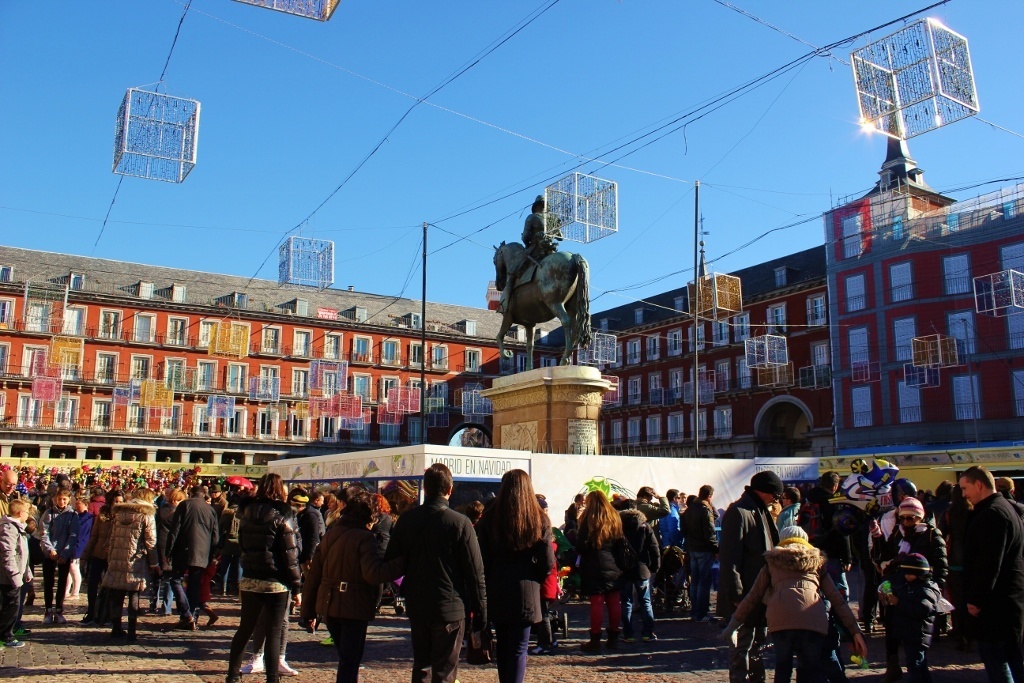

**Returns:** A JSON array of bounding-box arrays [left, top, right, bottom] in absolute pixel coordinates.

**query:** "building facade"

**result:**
[[825, 140, 1024, 454], [0, 246, 551, 467], [592, 245, 835, 460]]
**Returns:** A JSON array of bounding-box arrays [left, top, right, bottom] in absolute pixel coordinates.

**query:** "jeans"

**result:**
[[689, 550, 715, 620], [409, 618, 464, 683], [168, 570, 191, 618], [772, 629, 826, 683], [325, 617, 369, 683], [824, 559, 848, 602], [41, 557, 71, 611], [978, 639, 1024, 683], [729, 622, 768, 683], [620, 578, 655, 637], [215, 554, 242, 592], [588, 590, 621, 635], [494, 623, 531, 683], [228, 591, 290, 683], [85, 558, 107, 621], [251, 599, 290, 660], [0, 584, 20, 641], [184, 565, 205, 620], [902, 637, 932, 683], [534, 597, 554, 648]]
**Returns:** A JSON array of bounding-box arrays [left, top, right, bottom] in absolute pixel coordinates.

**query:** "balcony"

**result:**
[[899, 406, 923, 423], [627, 393, 641, 406], [350, 352, 374, 365], [380, 354, 403, 367]]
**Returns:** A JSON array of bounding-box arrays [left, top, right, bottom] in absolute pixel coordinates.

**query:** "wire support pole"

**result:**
[[421, 222, 428, 445], [692, 180, 701, 459]]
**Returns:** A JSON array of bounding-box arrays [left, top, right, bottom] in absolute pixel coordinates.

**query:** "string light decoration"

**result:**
[[166, 366, 195, 393], [904, 363, 941, 389], [310, 360, 348, 396], [911, 335, 961, 368], [293, 402, 309, 420], [113, 88, 200, 183], [339, 408, 371, 431], [206, 395, 236, 419], [602, 375, 620, 405], [687, 273, 743, 320], [851, 18, 978, 140], [974, 269, 1024, 317], [384, 386, 421, 414], [31, 376, 62, 403], [233, 0, 341, 21], [23, 281, 68, 334], [377, 407, 403, 425], [798, 364, 832, 390], [544, 172, 618, 244], [112, 384, 134, 406], [757, 363, 795, 388], [456, 383, 493, 416], [49, 336, 84, 372], [139, 380, 174, 410], [745, 334, 788, 369], [279, 237, 335, 288], [208, 321, 249, 359], [851, 361, 882, 383], [577, 332, 617, 365], [248, 375, 281, 401]]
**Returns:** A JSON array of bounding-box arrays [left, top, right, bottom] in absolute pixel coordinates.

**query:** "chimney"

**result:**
[[347, 285, 354, 292]]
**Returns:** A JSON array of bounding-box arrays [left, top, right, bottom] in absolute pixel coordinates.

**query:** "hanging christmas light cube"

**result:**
[[851, 361, 881, 383], [424, 397, 446, 414], [129, 379, 143, 401], [912, 335, 961, 368], [798, 365, 832, 390], [309, 396, 336, 420], [166, 366, 195, 393], [334, 393, 364, 420], [279, 237, 334, 288], [32, 376, 62, 403], [49, 336, 84, 371], [544, 172, 618, 244], [310, 360, 347, 395], [385, 386, 421, 414], [683, 371, 716, 404], [974, 269, 1024, 317], [206, 395, 236, 419], [577, 332, 618, 365], [688, 273, 743, 319], [851, 18, 978, 140], [377, 407, 403, 425], [904, 363, 941, 389], [23, 281, 68, 334], [745, 335, 788, 369], [757, 362, 795, 388], [113, 88, 200, 183], [248, 375, 281, 401], [233, 0, 341, 21], [113, 384, 133, 406], [339, 408, 371, 431], [602, 375, 620, 405], [293, 402, 309, 420], [139, 380, 174, 409], [208, 322, 249, 359]]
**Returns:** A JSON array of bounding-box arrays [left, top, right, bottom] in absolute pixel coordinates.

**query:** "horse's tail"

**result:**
[[571, 253, 592, 350]]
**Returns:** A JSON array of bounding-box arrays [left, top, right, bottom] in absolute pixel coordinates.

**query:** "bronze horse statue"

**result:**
[[492, 241, 592, 370]]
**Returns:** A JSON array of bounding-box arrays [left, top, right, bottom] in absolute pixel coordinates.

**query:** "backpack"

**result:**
[[797, 500, 828, 546]]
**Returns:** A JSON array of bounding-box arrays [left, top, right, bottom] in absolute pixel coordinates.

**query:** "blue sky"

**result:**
[[2, 0, 1021, 313]]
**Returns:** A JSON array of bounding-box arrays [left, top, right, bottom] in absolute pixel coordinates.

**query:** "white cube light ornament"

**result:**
[[544, 172, 618, 244], [113, 88, 200, 183], [279, 237, 335, 288], [852, 18, 978, 140], [233, 0, 341, 21]]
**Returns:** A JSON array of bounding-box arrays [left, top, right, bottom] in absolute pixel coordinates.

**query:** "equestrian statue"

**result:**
[[492, 195, 592, 371]]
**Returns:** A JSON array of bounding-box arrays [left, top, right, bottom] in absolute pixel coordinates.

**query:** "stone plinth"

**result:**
[[480, 365, 610, 454]]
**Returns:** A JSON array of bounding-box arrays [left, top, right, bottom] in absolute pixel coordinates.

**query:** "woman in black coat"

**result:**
[[226, 474, 303, 683], [575, 490, 629, 652], [475, 470, 555, 683]]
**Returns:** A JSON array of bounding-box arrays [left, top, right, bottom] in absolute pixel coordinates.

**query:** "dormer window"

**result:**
[[600, 319, 609, 332], [404, 313, 422, 329], [634, 308, 644, 325], [461, 319, 476, 336], [69, 273, 84, 291], [774, 267, 787, 288], [295, 299, 309, 316], [138, 281, 154, 299], [171, 283, 186, 303], [355, 307, 367, 323], [218, 292, 248, 308], [0, 266, 11, 283]]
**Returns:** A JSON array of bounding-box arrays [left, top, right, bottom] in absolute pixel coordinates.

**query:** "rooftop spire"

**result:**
[[871, 137, 930, 194]]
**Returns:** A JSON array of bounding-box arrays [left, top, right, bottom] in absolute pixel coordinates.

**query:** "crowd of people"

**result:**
[[0, 463, 1022, 683]]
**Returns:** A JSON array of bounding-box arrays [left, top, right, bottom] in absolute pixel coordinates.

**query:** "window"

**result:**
[[167, 317, 188, 346], [668, 413, 684, 442], [162, 405, 183, 435], [767, 304, 787, 333], [943, 254, 971, 295], [898, 381, 922, 423], [851, 386, 873, 427], [290, 412, 307, 439], [667, 329, 683, 356], [194, 405, 211, 435], [890, 262, 913, 302], [674, 296, 686, 313], [0, 344, 8, 376], [691, 410, 707, 440], [646, 416, 661, 443], [69, 273, 84, 291], [352, 375, 371, 402], [130, 355, 151, 380], [668, 368, 684, 400], [891, 215, 904, 241], [63, 307, 85, 336], [17, 395, 41, 428], [464, 349, 480, 373], [811, 341, 829, 368], [646, 335, 659, 361], [138, 282, 154, 299], [352, 337, 372, 364], [737, 357, 751, 389], [261, 327, 281, 354], [0, 266, 11, 283], [611, 421, 623, 445], [171, 284, 186, 303], [25, 301, 51, 333], [774, 267, 787, 287], [258, 410, 276, 438], [292, 330, 312, 357], [734, 314, 750, 343], [96, 353, 118, 384], [380, 423, 401, 446], [54, 396, 77, 429], [381, 340, 401, 366], [0, 299, 13, 326], [323, 334, 341, 360], [845, 275, 866, 313], [627, 376, 641, 405], [1013, 370, 1024, 417], [649, 372, 662, 404], [627, 418, 641, 444], [634, 308, 644, 325], [1009, 314, 1024, 350], [21, 346, 46, 377], [134, 314, 155, 343], [715, 359, 731, 392], [712, 321, 729, 346], [947, 312, 976, 355], [295, 299, 309, 317], [128, 404, 146, 433], [806, 294, 827, 326], [842, 213, 863, 259], [380, 377, 399, 404], [1002, 243, 1024, 272], [432, 345, 448, 370], [540, 356, 557, 367], [953, 374, 980, 420], [100, 310, 122, 340], [515, 353, 527, 373], [461, 319, 476, 336], [227, 364, 247, 393], [714, 406, 733, 438], [625, 339, 640, 364], [688, 324, 705, 351], [893, 317, 916, 362], [227, 409, 245, 436], [199, 320, 215, 348], [196, 361, 216, 391], [92, 400, 112, 431], [849, 327, 869, 365]]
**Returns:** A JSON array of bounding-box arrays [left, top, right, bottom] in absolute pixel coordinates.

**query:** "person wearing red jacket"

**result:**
[[531, 495, 560, 655]]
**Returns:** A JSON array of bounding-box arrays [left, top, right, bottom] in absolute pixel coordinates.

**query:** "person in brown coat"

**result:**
[[722, 526, 867, 683], [301, 490, 404, 683], [81, 489, 122, 626], [102, 488, 157, 641]]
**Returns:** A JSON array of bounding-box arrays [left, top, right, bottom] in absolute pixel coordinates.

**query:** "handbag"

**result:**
[[466, 626, 495, 665]]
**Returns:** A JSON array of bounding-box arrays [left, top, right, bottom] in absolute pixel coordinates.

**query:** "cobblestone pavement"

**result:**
[[0, 591, 988, 682]]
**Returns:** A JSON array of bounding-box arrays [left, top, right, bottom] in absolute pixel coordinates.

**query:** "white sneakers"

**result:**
[[240, 655, 298, 677], [278, 659, 299, 676]]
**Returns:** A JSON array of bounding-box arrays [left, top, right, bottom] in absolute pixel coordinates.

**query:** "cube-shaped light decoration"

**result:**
[[113, 88, 200, 183], [424, 397, 446, 414], [688, 273, 743, 320], [248, 375, 281, 402], [24, 282, 68, 334], [904, 363, 941, 389], [577, 332, 617, 365], [544, 172, 618, 244], [745, 334, 788, 369], [208, 322, 249, 359], [293, 402, 309, 420], [798, 365, 832, 390], [377, 407, 403, 425], [279, 236, 334, 288], [207, 395, 236, 419], [50, 336, 84, 371], [974, 269, 1024, 317], [112, 384, 133, 406], [233, 0, 341, 21], [385, 386, 421, 414], [139, 380, 174, 410], [760, 363, 795, 388], [602, 375, 620, 405], [911, 334, 960, 368], [334, 393, 364, 420], [851, 18, 978, 140], [683, 372, 716, 405], [309, 396, 336, 420], [32, 376, 62, 403], [166, 366, 196, 393], [851, 361, 882, 383], [310, 360, 348, 396], [339, 408, 371, 431]]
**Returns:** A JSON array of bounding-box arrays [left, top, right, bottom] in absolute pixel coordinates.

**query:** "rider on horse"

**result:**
[[500, 195, 561, 314]]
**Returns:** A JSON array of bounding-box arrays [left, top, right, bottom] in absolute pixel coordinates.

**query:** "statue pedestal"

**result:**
[[480, 366, 610, 454]]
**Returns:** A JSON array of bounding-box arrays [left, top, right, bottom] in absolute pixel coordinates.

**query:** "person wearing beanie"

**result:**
[[721, 526, 866, 683], [881, 553, 941, 683], [718, 471, 783, 683], [871, 495, 947, 683]]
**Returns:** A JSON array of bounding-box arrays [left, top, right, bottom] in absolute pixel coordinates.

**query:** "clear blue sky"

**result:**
[[2, 0, 1021, 313]]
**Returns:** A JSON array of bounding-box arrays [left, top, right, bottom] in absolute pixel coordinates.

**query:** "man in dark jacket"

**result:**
[[960, 466, 1024, 682], [617, 501, 661, 642], [165, 486, 219, 629], [385, 464, 486, 683], [290, 488, 325, 568], [683, 484, 719, 622], [798, 471, 853, 600], [718, 471, 782, 683]]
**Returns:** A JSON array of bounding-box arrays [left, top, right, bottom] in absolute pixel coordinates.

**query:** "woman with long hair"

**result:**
[[226, 473, 303, 683], [475, 470, 555, 682], [102, 487, 158, 641], [80, 488, 122, 626], [575, 489, 628, 652]]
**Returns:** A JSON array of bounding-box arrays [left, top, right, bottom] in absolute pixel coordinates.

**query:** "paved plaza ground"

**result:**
[[0, 586, 989, 683]]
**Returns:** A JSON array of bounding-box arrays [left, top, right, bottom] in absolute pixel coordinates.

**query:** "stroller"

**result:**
[[377, 577, 406, 616], [652, 545, 690, 615]]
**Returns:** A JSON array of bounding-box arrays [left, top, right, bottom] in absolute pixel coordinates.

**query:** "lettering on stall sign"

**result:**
[[755, 464, 814, 481], [433, 457, 514, 478]]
